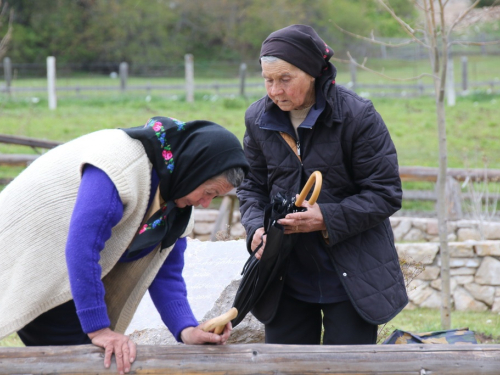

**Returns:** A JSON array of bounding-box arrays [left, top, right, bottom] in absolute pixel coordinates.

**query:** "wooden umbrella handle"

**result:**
[[295, 171, 322, 207], [200, 307, 238, 335]]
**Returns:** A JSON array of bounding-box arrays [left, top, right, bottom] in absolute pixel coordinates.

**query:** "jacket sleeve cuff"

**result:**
[[156, 299, 199, 342], [76, 305, 111, 334]]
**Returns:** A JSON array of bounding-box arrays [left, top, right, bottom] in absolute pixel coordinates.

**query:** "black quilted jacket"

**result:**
[[236, 65, 408, 325]]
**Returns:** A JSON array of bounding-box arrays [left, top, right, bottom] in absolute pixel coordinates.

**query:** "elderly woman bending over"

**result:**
[[0, 117, 249, 373]]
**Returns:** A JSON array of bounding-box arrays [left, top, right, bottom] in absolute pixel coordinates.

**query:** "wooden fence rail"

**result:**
[[0, 134, 62, 149], [1, 343, 499, 374]]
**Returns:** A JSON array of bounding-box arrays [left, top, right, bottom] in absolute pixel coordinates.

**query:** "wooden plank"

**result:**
[[0, 134, 61, 149], [399, 166, 500, 182], [0, 178, 13, 185], [0, 153, 38, 166], [1, 344, 500, 374]]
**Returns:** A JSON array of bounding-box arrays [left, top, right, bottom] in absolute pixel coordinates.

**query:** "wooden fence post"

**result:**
[[3, 57, 11, 94], [47, 56, 57, 110], [444, 176, 463, 220], [119, 62, 128, 92], [349, 60, 357, 90], [211, 195, 234, 241], [185, 54, 194, 103], [461, 56, 468, 93], [239, 63, 247, 97]]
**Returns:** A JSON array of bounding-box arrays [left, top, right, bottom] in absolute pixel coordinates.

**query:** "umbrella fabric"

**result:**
[[232, 193, 306, 327]]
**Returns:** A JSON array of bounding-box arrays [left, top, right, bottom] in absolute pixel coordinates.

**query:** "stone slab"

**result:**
[[126, 238, 249, 334]]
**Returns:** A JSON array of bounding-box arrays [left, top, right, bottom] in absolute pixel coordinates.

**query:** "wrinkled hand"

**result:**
[[251, 227, 266, 260], [278, 195, 326, 235], [88, 327, 136, 374], [181, 322, 232, 345]]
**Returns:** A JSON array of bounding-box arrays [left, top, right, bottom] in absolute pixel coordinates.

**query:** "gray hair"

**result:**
[[214, 167, 246, 188], [260, 55, 282, 64]]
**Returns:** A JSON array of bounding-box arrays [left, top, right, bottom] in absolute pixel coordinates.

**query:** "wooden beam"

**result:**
[[0, 154, 39, 166], [399, 166, 500, 182], [0, 178, 13, 185], [0, 134, 61, 149], [1, 344, 500, 374]]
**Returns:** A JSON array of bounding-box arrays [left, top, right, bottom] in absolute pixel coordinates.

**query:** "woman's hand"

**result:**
[[88, 327, 136, 374], [181, 322, 232, 345], [278, 195, 326, 234], [251, 227, 266, 259]]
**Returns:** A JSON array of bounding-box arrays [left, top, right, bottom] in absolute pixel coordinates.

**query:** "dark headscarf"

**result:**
[[260, 24, 334, 78], [121, 117, 249, 257]]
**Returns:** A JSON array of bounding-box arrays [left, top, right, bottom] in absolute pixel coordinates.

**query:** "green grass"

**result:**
[[0, 333, 23, 347], [380, 308, 500, 344], [1, 89, 499, 169], [2, 87, 500, 212]]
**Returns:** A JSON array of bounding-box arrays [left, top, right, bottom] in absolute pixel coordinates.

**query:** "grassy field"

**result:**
[[1, 90, 499, 167]]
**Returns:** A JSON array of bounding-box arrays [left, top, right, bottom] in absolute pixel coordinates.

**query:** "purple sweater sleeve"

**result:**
[[65, 164, 122, 333], [66, 165, 197, 337], [149, 236, 199, 342]]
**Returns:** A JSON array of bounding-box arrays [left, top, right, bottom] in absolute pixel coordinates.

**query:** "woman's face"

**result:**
[[262, 59, 315, 112], [174, 177, 234, 208]]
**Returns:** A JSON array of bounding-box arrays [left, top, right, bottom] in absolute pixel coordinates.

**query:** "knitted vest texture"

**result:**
[[0, 129, 193, 339]]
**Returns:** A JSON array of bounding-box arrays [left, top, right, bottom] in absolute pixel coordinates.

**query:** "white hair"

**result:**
[[260, 56, 283, 64]]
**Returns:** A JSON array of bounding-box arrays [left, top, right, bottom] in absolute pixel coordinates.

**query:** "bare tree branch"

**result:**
[[0, 4, 13, 60], [437, 0, 448, 103], [331, 52, 437, 82], [447, 0, 480, 36], [332, 22, 416, 48], [374, 0, 429, 48]]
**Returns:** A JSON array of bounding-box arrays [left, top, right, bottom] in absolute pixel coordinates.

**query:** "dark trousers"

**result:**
[[265, 292, 378, 345], [17, 300, 91, 346]]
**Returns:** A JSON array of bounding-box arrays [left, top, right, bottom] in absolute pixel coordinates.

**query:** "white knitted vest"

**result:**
[[0, 129, 193, 339]]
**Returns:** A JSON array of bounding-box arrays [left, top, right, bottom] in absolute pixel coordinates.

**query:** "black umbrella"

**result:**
[[231, 171, 322, 327]]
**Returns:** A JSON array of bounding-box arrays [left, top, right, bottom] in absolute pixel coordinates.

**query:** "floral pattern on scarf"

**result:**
[[145, 117, 186, 173]]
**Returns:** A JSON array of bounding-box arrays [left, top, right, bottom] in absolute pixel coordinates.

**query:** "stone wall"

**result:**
[[191, 209, 500, 313], [391, 216, 500, 313]]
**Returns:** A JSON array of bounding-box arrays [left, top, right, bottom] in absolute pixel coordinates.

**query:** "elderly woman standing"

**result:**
[[0, 117, 249, 373], [237, 25, 408, 345]]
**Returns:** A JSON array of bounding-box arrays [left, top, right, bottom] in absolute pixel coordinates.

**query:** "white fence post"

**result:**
[[446, 52, 456, 107], [239, 63, 247, 97], [119, 62, 128, 92], [3, 57, 12, 94], [185, 54, 194, 103], [461, 56, 468, 93], [47, 56, 57, 110]]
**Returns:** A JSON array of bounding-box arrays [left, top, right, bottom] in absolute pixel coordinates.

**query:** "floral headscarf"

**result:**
[[122, 117, 249, 257]]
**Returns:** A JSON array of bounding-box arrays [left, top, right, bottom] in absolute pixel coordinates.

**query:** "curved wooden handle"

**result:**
[[201, 307, 238, 335], [295, 171, 322, 206]]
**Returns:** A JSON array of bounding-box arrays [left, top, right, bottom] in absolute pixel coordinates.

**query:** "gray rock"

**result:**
[[464, 283, 495, 306], [126, 239, 249, 337], [457, 228, 481, 242], [475, 241, 500, 256], [448, 242, 474, 258], [453, 286, 488, 312], [403, 228, 425, 242], [396, 243, 439, 264], [392, 219, 412, 241], [475, 256, 500, 285], [202, 280, 264, 344]]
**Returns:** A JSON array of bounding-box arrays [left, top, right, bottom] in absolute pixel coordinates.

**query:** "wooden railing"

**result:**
[[1, 343, 500, 374]]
